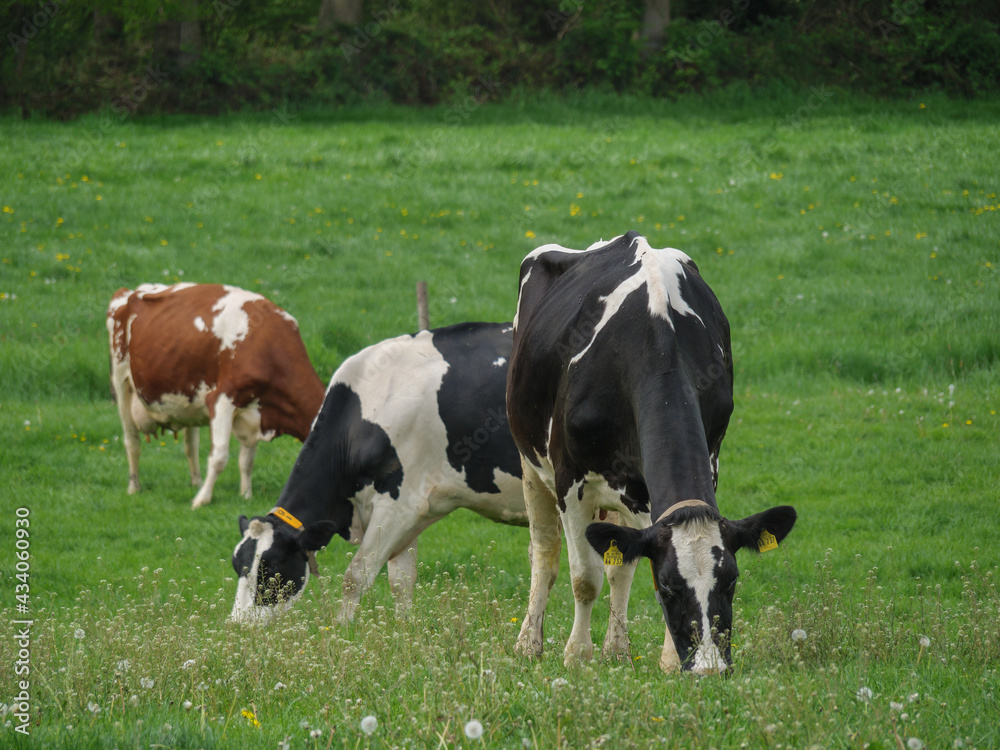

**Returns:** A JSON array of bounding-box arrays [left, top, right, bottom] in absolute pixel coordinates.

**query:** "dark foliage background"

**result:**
[[2, 0, 999, 117]]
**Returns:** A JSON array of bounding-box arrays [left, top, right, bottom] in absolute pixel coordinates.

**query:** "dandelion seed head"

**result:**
[[791, 629, 807, 642], [891, 701, 904, 712], [74, 628, 85, 640], [919, 635, 930, 648], [908, 738, 925, 750], [465, 719, 484, 739], [856, 686, 873, 703], [361, 715, 378, 734], [183, 700, 193, 710], [141, 677, 154, 690]]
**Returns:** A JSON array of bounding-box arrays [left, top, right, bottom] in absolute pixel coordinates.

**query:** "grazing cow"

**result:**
[[507, 232, 797, 674], [107, 283, 325, 509], [230, 321, 531, 624]]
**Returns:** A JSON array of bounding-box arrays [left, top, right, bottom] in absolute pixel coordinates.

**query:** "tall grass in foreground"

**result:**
[[2, 547, 997, 749]]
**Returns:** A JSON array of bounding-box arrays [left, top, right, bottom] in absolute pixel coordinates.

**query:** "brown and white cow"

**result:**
[[106, 283, 325, 509]]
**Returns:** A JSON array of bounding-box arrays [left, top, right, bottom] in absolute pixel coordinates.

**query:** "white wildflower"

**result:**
[[890, 701, 904, 712], [87, 701, 100, 715], [791, 629, 807, 642], [919, 635, 930, 648], [74, 628, 85, 640], [116, 659, 131, 673], [551, 677, 569, 691], [908, 692, 920, 702], [856, 686, 873, 703], [141, 677, 154, 690], [183, 701, 193, 711], [465, 719, 484, 739], [361, 715, 378, 734], [181, 659, 196, 670], [273, 681, 287, 691], [310, 729, 322, 739], [907, 738, 925, 750]]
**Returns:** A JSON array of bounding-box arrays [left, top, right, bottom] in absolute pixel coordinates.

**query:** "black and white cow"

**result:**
[[230, 322, 530, 623], [507, 232, 797, 674]]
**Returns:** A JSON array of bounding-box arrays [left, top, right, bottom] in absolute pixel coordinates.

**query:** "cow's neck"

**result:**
[[268, 389, 359, 540], [637, 387, 719, 518], [265, 378, 325, 442]]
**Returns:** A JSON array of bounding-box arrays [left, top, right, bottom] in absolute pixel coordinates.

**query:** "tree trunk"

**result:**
[[641, 0, 671, 50], [154, 1, 201, 71], [318, 0, 363, 28]]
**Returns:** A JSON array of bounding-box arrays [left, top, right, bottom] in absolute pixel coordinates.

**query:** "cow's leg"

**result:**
[[237, 442, 257, 499], [560, 496, 606, 666], [337, 498, 425, 624], [184, 427, 202, 487], [660, 625, 681, 673], [191, 392, 235, 509], [113, 376, 142, 494], [602, 557, 638, 661], [232, 405, 262, 499], [515, 457, 561, 659], [387, 538, 419, 617], [601, 511, 638, 661]]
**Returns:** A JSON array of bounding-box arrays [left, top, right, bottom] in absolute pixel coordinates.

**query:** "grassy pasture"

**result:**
[[1, 91, 999, 748]]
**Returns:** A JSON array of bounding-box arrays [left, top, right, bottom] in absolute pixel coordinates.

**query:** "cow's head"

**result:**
[[586, 501, 796, 674], [229, 514, 337, 624]]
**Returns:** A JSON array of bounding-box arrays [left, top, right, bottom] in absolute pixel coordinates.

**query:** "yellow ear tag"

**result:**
[[603, 541, 623, 566], [758, 529, 778, 552]]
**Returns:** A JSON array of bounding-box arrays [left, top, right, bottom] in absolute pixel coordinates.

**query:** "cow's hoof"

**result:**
[[514, 636, 544, 659], [191, 495, 211, 509], [562, 642, 594, 667]]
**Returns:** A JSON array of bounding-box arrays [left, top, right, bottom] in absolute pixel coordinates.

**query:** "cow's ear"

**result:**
[[238, 515, 250, 534], [297, 520, 339, 552], [585, 522, 653, 564], [726, 506, 797, 554]]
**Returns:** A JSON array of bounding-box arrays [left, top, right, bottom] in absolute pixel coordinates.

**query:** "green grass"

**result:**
[[1, 91, 999, 748]]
